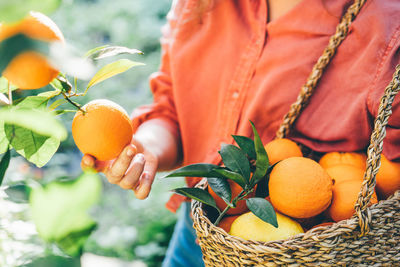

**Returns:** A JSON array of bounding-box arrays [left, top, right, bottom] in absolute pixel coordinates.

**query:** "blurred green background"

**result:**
[[0, 0, 186, 266]]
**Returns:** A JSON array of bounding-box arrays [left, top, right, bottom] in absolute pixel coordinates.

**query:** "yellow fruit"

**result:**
[[72, 99, 133, 161], [0, 11, 64, 89], [269, 157, 333, 218], [229, 211, 303, 242], [264, 138, 303, 165], [319, 152, 367, 170]]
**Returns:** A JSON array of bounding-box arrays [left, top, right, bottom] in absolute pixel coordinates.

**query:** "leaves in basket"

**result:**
[[246, 197, 278, 228], [219, 143, 251, 182], [211, 167, 247, 189], [207, 177, 232, 207], [232, 135, 256, 160], [173, 187, 220, 212], [250, 121, 269, 187], [163, 163, 220, 178]]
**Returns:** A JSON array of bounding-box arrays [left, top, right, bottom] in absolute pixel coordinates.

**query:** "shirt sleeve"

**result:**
[[367, 30, 400, 162], [131, 0, 185, 136]]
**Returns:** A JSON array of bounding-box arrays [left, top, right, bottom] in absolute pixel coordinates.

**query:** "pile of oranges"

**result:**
[[216, 138, 400, 241]]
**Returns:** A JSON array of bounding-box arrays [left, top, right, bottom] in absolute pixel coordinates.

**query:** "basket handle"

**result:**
[[355, 65, 400, 236], [276, 0, 367, 139]]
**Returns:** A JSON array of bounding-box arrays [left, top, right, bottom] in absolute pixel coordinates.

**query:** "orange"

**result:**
[[217, 215, 239, 233], [325, 164, 365, 185], [208, 179, 254, 215], [0, 11, 64, 89], [264, 138, 303, 165], [72, 99, 133, 161], [319, 152, 367, 170], [375, 154, 400, 199], [269, 157, 333, 219], [327, 179, 378, 222]]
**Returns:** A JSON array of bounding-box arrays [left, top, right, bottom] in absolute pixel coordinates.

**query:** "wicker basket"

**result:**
[[191, 0, 400, 265]]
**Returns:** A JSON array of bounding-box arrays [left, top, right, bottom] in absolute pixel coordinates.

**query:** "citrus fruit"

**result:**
[[327, 179, 378, 222], [325, 164, 364, 184], [375, 154, 400, 199], [264, 138, 303, 165], [269, 157, 333, 218], [72, 99, 133, 161], [217, 215, 239, 233], [0, 11, 64, 89], [319, 152, 367, 170], [208, 180, 254, 215], [229, 211, 303, 242]]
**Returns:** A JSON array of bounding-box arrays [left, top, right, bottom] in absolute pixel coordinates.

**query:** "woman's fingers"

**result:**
[[81, 154, 95, 171], [105, 144, 137, 184], [119, 153, 145, 189], [134, 154, 158, 199]]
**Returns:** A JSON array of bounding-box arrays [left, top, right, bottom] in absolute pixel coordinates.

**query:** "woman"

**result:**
[[82, 0, 400, 266]]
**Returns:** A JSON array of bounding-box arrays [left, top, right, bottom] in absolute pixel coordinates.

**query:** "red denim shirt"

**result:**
[[132, 0, 400, 212]]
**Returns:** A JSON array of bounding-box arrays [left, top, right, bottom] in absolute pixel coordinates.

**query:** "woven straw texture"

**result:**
[[191, 0, 400, 265]]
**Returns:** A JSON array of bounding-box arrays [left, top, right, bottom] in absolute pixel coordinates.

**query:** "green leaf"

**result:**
[[219, 143, 251, 182], [16, 96, 49, 109], [0, 34, 49, 74], [22, 255, 81, 267], [0, 93, 9, 105], [48, 99, 67, 110], [4, 124, 60, 167], [5, 183, 31, 203], [232, 135, 256, 160], [211, 167, 247, 189], [38, 89, 62, 99], [87, 59, 144, 89], [207, 177, 232, 206], [0, 0, 62, 24], [0, 77, 18, 94], [0, 148, 11, 186], [163, 163, 220, 178], [29, 172, 102, 257], [246, 197, 278, 228], [0, 108, 67, 141], [250, 121, 269, 187], [49, 77, 72, 93], [173, 187, 219, 212], [85, 45, 143, 60], [0, 123, 9, 154]]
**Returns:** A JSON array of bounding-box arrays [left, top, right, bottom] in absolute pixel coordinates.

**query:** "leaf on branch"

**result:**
[[23, 255, 81, 267], [207, 177, 232, 206], [219, 143, 251, 182], [0, 148, 11, 186], [0, 108, 67, 141], [86, 45, 143, 60], [250, 121, 269, 187], [87, 59, 145, 89], [29, 172, 102, 257], [246, 197, 278, 228], [211, 167, 247, 189], [0, 77, 18, 94], [232, 135, 256, 160], [49, 76, 72, 93], [163, 163, 220, 178], [4, 124, 60, 167], [173, 187, 219, 212], [5, 183, 31, 203], [0, 93, 9, 105], [16, 96, 49, 109]]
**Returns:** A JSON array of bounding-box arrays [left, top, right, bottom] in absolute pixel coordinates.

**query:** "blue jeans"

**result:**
[[162, 202, 205, 267]]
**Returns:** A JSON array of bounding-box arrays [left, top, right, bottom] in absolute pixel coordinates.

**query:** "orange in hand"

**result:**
[[72, 99, 133, 161], [1, 11, 64, 89]]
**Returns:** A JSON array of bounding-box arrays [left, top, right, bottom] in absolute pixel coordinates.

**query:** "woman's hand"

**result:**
[[80, 118, 181, 200]]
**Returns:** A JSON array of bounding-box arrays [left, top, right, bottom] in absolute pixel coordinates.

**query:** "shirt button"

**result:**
[[232, 91, 239, 99]]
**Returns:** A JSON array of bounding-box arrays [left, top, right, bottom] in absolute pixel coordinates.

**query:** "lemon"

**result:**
[[229, 211, 303, 242]]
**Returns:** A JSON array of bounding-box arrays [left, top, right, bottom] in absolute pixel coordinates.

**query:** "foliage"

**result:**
[[164, 122, 278, 228]]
